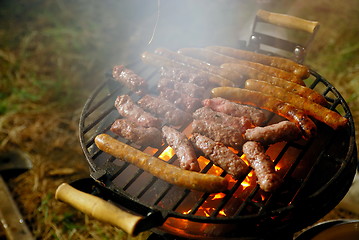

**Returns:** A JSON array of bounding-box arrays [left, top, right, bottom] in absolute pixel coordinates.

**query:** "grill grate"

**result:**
[[78, 60, 357, 238]]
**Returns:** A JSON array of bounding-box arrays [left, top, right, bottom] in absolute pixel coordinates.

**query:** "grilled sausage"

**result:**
[[138, 95, 192, 126], [178, 48, 302, 83], [112, 65, 147, 95], [162, 126, 200, 172], [141, 51, 235, 87], [192, 119, 246, 150], [244, 121, 302, 145], [159, 67, 211, 87], [245, 79, 328, 106], [221, 63, 305, 86], [95, 134, 228, 193], [158, 78, 209, 99], [211, 87, 317, 139], [242, 141, 283, 192], [159, 88, 202, 113], [193, 107, 252, 134], [206, 46, 310, 79], [154, 48, 244, 84], [114, 95, 162, 128], [244, 80, 348, 130], [202, 97, 266, 126], [110, 119, 163, 148], [190, 133, 249, 179]]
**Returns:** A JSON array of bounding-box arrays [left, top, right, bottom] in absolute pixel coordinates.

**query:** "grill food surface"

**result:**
[[79, 46, 356, 239]]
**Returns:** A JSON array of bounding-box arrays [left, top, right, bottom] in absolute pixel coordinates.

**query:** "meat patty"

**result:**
[[191, 119, 245, 150], [193, 107, 252, 134], [114, 95, 162, 128], [190, 133, 249, 179], [110, 119, 162, 148], [162, 126, 200, 172], [244, 121, 302, 145], [242, 141, 283, 192], [202, 97, 266, 126]]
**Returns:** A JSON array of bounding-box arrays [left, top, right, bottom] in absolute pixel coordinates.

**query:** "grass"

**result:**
[[0, 0, 358, 239]]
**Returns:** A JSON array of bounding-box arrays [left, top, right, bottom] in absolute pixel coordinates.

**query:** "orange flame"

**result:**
[[158, 146, 175, 161]]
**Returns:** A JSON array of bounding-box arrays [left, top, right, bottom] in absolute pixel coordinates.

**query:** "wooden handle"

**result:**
[[256, 9, 319, 33], [55, 183, 143, 236]]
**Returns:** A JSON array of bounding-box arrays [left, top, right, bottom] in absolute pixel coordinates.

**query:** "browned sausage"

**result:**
[[112, 65, 148, 95], [110, 119, 163, 148], [242, 141, 283, 192], [245, 78, 328, 106], [244, 80, 348, 130], [162, 126, 200, 172], [154, 48, 244, 84], [221, 63, 305, 86], [211, 87, 317, 139], [141, 51, 235, 87], [206, 46, 310, 79], [178, 48, 302, 83], [95, 134, 228, 193], [244, 121, 302, 145]]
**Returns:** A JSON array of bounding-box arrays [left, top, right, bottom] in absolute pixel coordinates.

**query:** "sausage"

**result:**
[[178, 48, 302, 83], [244, 121, 302, 146], [190, 133, 249, 179], [162, 126, 200, 172], [110, 119, 163, 148], [95, 134, 228, 193], [245, 79, 328, 106], [221, 63, 305, 86], [137, 95, 192, 126], [242, 141, 283, 192], [192, 119, 246, 150], [160, 67, 212, 87], [202, 97, 266, 126], [112, 65, 148, 95], [114, 95, 162, 128], [159, 88, 202, 113], [154, 48, 244, 84], [206, 46, 310, 79], [141, 51, 235, 87], [193, 107, 252, 133], [211, 87, 317, 139], [244, 80, 348, 130]]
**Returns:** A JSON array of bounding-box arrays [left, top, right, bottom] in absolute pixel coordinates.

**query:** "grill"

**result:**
[[73, 58, 357, 239]]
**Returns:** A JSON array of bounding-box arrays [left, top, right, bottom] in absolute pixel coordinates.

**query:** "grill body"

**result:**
[[79, 61, 357, 239]]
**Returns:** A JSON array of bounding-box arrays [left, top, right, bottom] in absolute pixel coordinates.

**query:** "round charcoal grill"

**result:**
[[77, 59, 357, 239]]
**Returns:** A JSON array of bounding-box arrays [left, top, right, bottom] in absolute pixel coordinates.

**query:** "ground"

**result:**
[[0, 0, 358, 239]]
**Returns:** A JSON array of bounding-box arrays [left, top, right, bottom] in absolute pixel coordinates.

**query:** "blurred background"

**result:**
[[0, 0, 358, 239]]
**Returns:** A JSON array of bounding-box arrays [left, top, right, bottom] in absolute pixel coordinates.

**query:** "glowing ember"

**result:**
[[158, 146, 175, 161], [210, 193, 226, 200]]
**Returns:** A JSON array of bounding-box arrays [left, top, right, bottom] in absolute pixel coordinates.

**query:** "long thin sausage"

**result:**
[[244, 80, 348, 130], [206, 46, 310, 79], [221, 63, 305, 86], [154, 48, 244, 84], [95, 134, 228, 193], [178, 48, 302, 84], [141, 51, 235, 87], [211, 87, 317, 139], [245, 78, 328, 106]]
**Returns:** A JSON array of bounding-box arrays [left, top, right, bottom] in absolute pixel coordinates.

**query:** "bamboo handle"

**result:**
[[55, 183, 143, 236], [256, 9, 319, 33]]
